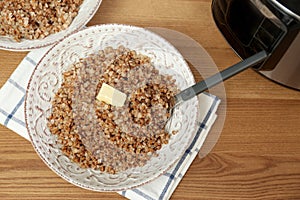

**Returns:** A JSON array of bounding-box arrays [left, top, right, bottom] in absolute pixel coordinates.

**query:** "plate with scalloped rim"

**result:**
[[0, 0, 102, 51], [25, 24, 201, 191]]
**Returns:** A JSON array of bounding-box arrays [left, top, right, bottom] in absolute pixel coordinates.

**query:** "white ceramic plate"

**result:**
[[25, 24, 200, 191], [0, 0, 102, 51]]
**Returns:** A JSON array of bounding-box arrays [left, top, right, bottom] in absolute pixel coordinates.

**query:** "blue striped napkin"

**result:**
[[0, 46, 220, 200]]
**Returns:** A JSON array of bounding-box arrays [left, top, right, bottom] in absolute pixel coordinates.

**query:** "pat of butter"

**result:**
[[96, 83, 127, 107]]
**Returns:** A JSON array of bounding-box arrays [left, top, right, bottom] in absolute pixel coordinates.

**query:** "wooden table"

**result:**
[[1, 0, 300, 199]]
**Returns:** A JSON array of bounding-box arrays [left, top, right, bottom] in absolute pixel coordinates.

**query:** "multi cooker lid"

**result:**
[[273, 0, 300, 21]]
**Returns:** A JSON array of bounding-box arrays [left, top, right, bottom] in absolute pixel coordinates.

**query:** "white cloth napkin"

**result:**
[[0, 46, 220, 200]]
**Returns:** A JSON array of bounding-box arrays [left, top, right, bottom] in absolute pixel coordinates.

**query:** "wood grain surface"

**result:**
[[1, 0, 300, 199]]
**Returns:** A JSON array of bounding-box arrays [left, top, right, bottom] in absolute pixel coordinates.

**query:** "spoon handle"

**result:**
[[175, 50, 268, 103]]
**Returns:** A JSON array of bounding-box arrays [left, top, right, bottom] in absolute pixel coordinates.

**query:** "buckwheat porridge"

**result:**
[[47, 46, 180, 174], [0, 0, 84, 42]]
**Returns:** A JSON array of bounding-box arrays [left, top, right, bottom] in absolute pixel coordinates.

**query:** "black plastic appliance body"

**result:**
[[212, 0, 300, 90]]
